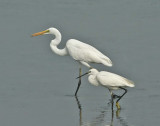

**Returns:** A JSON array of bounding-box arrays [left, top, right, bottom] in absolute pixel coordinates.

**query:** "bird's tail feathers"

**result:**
[[101, 57, 113, 67], [125, 79, 135, 87]]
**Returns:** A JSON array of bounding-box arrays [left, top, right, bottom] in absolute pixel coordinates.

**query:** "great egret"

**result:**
[[32, 27, 112, 96], [77, 68, 135, 109]]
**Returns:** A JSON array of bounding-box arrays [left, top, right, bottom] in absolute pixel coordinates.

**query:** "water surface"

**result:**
[[0, 0, 160, 125]]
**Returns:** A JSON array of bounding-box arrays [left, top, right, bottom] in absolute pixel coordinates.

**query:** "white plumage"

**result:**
[[87, 69, 134, 89], [66, 39, 112, 67]]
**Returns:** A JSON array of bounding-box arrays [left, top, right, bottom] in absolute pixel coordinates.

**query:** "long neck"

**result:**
[[50, 29, 68, 56], [88, 75, 99, 86]]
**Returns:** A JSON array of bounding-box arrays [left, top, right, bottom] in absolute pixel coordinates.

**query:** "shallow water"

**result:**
[[0, 0, 160, 125]]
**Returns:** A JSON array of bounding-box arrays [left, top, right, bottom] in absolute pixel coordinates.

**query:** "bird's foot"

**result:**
[[116, 102, 121, 110]]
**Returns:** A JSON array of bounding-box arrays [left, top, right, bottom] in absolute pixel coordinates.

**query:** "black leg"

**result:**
[[113, 94, 121, 99], [108, 93, 120, 104], [111, 93, 114, 110], [116, 87, 127, 104], [75, 67, 82, 96]]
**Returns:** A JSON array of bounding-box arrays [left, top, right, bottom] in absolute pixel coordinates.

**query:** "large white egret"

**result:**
[[32, 27, 112, 95], [77, 68, 134, 109]]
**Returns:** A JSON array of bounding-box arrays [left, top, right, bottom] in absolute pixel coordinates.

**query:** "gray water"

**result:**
[[0, 0, 160, 125]]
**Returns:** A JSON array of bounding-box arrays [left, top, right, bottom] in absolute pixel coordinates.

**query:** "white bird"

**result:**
[[32, 27, 113, 96], [77, 68, 135, 109]]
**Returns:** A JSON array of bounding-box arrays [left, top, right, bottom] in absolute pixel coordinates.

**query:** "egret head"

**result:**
[[88, 68, 99, 75], [31, 27, 59, 37], [76, 68, 99, 79]]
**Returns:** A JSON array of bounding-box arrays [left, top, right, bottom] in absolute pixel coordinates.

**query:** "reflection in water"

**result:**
[[116, 110, 128, 126], [75, 96, 129, 126], [75, 96, 82, 125]]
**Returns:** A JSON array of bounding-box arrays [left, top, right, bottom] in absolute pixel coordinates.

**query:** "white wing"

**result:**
[[97, 71, 135, 87], [66, 39, 112, 67]]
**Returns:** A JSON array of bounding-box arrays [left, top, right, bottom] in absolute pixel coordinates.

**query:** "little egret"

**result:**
[[32, 27, 113, 96], [77, 68, 135, 109]]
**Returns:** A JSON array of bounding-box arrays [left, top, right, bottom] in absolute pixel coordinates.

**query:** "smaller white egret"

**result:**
[[32, 27, 113, 96], [77, 68, 135, 109]]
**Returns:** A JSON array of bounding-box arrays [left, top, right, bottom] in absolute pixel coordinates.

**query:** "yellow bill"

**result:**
[[31, 30, 49, 37]]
